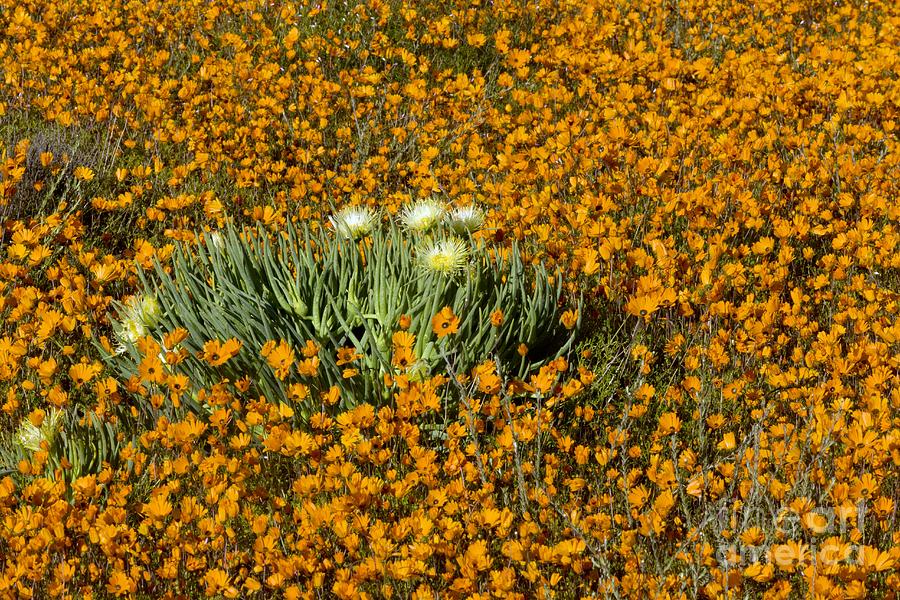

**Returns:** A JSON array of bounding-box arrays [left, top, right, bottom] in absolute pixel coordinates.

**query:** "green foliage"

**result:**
[[101, 210, 580, 418], [0, 407, 122, 482], [0, 120, 119, 219], [57, 408, 123, 481]]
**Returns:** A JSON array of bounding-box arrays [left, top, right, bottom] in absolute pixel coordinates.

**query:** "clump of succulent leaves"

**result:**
[[100, 201, 580, 420]]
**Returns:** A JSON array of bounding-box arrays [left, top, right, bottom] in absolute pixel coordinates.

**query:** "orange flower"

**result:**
[[287, 383, 309, 401], [163, 327, 189, 348], [300, 339, 320, 358], [490, 308, 504, 327], [106, 571, 136, 597], [261, 340, 294, 380], [94, 376, 118, 400], [201, 338, 242, 366], [36, 357, 58, 384], [73, 165, 94, 181], [770, 541, 810, 572], [137, 355, 165, 384], [391, 330, 415, 350], [68, 362, 101, 387], [392, 345, 415, 370], [321, 385, 340, 406], [142, 493, 173, 522], [336, 346, 362, 365], [857, 546, 895, 573], [166, 373, 190, 403], [850, 473, 878, 501], [28, 408, 45, 427], [461, 539, 492, 573], [625, 292, 661, 320], [297, 356, 320, 377], [432, 306, 460, 338], [560, 309, 578, 329], [203, 569, 231, 597]]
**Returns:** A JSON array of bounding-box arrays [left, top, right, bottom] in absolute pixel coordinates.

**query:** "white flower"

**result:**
[[139, 295, 161, 328], [446, 204, 484, 234], [113, 293, 159, 346], [419, 238, 469, 276], [399, 199, 446, 233], [15, 408, 65, 453], [330, 206, 377, 239], [407, 358, 432, 382], [116, 316, 147, 345], [206, 231, 225, 250], [15, 422, 43, 454]]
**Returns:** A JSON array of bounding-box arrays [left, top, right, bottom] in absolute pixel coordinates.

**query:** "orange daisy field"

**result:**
[[0, 0, 898, 598]]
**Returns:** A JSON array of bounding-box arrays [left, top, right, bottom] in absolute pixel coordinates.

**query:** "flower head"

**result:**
[[330, 205, 377, 239], [139, 295, 161, 328], [432, 306, 460, 338], [115, 317, 147, 347], [113, 293, 161, 348], [560, 309, 579, 329], [625, 291, 662, 321], [206, 231, 225, 250], [15, 408, 65, 453], [446, 204, 484, 234], [201, 338, 243, 366], [419, 238, 469, 276], [399, 199, 446, 233], [407, 359, 431, 382]]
